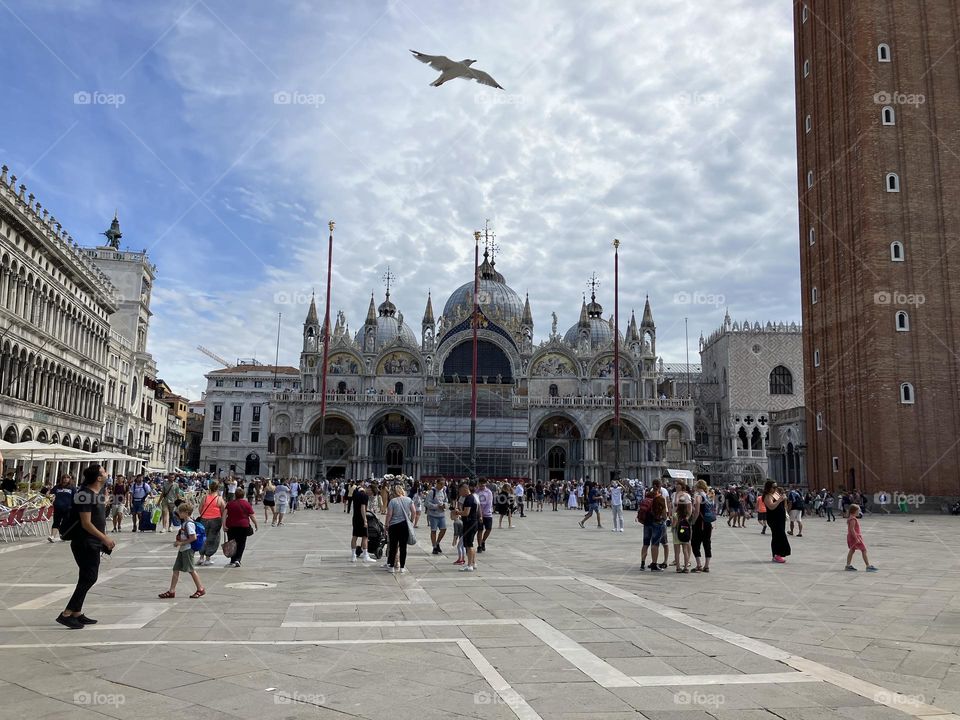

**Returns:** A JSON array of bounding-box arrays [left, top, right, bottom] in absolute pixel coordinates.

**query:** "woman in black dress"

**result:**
[[762, 480, 790, 563]]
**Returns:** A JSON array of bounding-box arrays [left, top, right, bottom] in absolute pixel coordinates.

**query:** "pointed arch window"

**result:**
[[878, 43, 891, 62], [890, 241, 904, 261], [882, 106, 895, 125], [886, 173, 900, 192], [895, 311, 909, 331], [900, 382, 914, 404]]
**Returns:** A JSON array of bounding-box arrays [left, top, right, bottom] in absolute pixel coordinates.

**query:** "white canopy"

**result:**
[[663, 468, 696, 481], [91, 451, 147, 463], [0, 441, 93, 459]]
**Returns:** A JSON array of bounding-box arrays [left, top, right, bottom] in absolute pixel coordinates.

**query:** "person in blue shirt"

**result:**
[[47, 475, 75, 542]]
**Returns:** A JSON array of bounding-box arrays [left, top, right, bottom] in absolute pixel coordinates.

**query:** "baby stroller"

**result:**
[[366, 511, 387, 559]]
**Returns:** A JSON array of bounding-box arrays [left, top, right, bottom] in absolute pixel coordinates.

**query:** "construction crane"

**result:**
[[197, 346, 234, 368]]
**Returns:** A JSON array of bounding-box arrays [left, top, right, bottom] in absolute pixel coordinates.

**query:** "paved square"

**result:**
[[0, 509, 958, 719]]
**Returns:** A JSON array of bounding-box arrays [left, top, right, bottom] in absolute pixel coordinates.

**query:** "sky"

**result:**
[[0, 0, 800, 400]]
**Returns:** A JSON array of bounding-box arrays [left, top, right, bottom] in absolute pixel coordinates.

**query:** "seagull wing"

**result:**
[[410, 50, 454, 71], [468, 67, 504, 90]]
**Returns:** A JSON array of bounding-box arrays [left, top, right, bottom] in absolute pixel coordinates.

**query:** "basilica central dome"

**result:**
[[442, 250, 524, 331]]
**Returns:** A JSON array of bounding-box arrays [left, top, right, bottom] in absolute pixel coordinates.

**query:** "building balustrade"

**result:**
[[513, 396, 693, 410], [272, 392, 425, 405]]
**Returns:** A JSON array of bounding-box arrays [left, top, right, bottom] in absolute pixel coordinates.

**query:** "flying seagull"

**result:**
[[410, 50, 504, 89]]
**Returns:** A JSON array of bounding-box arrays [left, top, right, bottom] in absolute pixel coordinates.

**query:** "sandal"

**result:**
[[190, 588, 206, 599], [702, 567, 710, 573], [691, 567, 702, 573], [158, 591, 175, 599]]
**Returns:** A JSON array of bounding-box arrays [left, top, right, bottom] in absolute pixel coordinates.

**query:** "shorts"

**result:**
[[757, 512, 767, 522], [428, 515, 447, 531], [482, 516, 493, 531], [173, 549, 196, 573], [111, 504, 125, 519], [131, 499, 145, 513], [462, 523, 478, 548], [643, 523, 666, 546], [588, 503, 599, 512], [352, 517, 367, 537], [277, 502, 289, 514], [263, 499, 275, 507], [453, 520, 464, 538], [789, 509, 803, 522], [728, 505, 741, 515]]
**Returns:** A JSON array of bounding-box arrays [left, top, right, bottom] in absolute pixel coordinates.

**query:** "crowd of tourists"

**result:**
[[29, 458, 886, 630]]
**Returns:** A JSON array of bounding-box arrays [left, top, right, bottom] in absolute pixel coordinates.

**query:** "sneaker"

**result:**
[[866, 566, 878, 572], [362, 554, 376, 563], [350, 555, 357, 563], [47, 536, 56, 543], [773, 556, 786, 563], [844, 565, 857, 571], [399, 568, 408, 574], [75, 614, 98, 625], [459, 565, 475, 572], [432, 545, 441, 555], [649, 565, 662, 572], [55, 614, 84, 629], [453, 558, 464, 565], [658, 563, 667, 569]]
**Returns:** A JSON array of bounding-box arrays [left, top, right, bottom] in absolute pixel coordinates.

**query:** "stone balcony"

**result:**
[[513, 396, 694, 410], [735, 449, 767, 459], [271, 392, 425, 405]]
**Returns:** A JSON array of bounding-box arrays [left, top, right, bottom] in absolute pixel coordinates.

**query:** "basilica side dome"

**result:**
[[563, 293, 623, 350], [354, 292, 418, 348]]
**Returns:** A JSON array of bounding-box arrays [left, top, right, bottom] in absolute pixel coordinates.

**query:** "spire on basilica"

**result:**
[[627, 310, 640, 343], [585, 273, 603, 318], [641, 295, 655, 327], [578, 296, 589, 326], [305, 292, 319, 326], [103, 212, 122, 249], [378, 266, 397, 317], [422, 291, 435, 325], [365, 293, 377, 324], [521, 293, 533, 327]]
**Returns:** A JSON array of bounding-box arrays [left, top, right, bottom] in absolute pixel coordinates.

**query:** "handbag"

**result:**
[[405, 500, 417, 546], [222, 538, 237, 557]]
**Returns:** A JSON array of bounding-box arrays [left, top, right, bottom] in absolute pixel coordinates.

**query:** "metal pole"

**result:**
[[317, 221, 335, 481], [270, 312, 281, 477], [613, 239, 621, 484], [469, 230, 480, 480], [272, 312, 281, 388], [685, 317, 690, 398]]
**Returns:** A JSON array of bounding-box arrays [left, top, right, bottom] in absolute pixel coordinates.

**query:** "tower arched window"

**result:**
[[805, 114, 812, 133], [803, 59, 810, 77], [890, 241, 904, 261], [816, 412, 823, 430], [802, 4, 808, 23], [807, 170, 814, 188], [769, 365, 794, 395], [886, 173, 900, 192], [896, 311, 909, 331], [811, 286, 818, 304], [900, 382, 914, 404], [813, 349, 821, 367], [877, 43, 891, 62], [882, 106, 895, 125], [809, 227, 816, 245]]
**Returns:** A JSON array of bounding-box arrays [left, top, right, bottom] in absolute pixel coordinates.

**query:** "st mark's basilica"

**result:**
[[267, 240, 696, 484]]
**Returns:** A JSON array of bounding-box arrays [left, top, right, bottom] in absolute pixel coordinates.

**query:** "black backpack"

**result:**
[[676, 517, 691, 543]]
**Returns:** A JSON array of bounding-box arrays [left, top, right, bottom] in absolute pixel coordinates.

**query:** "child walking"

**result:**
[[452, 513, 466, 566], [159, 503, 205, 598], [844, 504, 877, 572]]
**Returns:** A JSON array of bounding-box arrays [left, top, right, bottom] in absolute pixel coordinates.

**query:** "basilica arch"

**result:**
[[438, 333, 518, 385], [533, 414, 584, 482], [368, 409, 420, 478], [589, 416, 648, 483], [306, 414, 356, 480]]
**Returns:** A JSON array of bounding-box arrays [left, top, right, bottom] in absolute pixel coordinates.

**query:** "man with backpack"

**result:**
[[637, 487, 669, 571], [787, 486, 805, 537], [127, 475, 152, 532], [425, 478, 448, 555]]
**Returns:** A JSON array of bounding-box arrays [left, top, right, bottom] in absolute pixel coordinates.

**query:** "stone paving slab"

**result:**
[[0, 510, 958, 719]]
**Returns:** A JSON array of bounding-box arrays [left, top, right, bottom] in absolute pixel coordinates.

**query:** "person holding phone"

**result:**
[[762, 480, 791, 564]]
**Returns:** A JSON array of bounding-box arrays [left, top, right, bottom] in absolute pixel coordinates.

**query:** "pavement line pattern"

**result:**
[[0, 542, 49, 554], [519, 618, 639, 688], [289, 600, 414, 607], [281, 618, 519, 628], [9, 569, 129, 610], [628, 671, 821, 687], [302, 553, 323, 567], [457, 639, 544, 720], [578, 576, 959, 719]]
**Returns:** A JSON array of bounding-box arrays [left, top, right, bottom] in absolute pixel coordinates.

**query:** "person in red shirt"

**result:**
[[221, 490, 258, 567]]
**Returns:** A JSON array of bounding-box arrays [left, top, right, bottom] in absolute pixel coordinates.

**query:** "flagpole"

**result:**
[[469, 230, 481, 480], [613, 238, 621, 484], [318, 221, 335, 481]]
